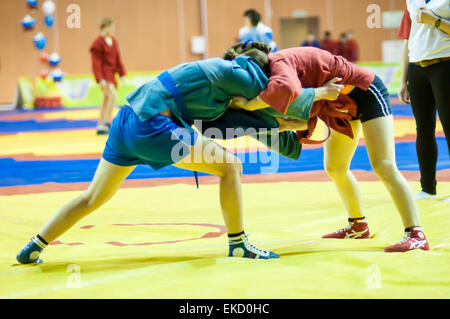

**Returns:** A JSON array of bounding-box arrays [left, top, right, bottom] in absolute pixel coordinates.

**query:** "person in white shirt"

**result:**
[[238, 9, 278, 52], [398, 0, 450, 201]]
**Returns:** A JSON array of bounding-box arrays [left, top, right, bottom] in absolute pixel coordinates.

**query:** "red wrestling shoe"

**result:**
[[322, 218, 370, 239], [384, 226, 429, 253]]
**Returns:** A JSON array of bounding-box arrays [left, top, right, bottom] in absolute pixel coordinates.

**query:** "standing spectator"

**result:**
[[337, 32, 351, 60], [90, 18, 126, 135], [397, 0, 450, 201], [239, 9, 278, 52], [320, 30, 339, 55], [338, 32, 359, 62], [300, 33, 321, 48], [346, 31, 360, 62]]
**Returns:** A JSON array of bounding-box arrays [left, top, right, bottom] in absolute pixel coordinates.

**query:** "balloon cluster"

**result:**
[[21, 0, 64, 82], [42, 0, 56, 27]]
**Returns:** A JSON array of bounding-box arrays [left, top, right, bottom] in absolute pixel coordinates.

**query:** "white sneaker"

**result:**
[[415, 191, 437, 199], [443, 197, 450, 202], [96, 125, 109, 135]]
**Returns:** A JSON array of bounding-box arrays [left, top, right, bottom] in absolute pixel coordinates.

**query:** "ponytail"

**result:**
[[223, 43, 243, 61]]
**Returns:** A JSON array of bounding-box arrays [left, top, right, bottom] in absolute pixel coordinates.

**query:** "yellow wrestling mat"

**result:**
[[1, 181, 449, 299]]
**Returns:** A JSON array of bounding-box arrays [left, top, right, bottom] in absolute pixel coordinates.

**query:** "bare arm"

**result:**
[[438, 19, 450, 34], [398, 40, 411, 104], [275, 117, 308, 132], [230, 96, 269, 111], [417, 7, 450, 34], [232, 76, 344, 112], [313, 77, 345, 102]]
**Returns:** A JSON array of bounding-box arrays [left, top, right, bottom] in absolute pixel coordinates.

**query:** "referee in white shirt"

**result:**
[[398, 0, 450, 200], [238, 9, 278, 52]]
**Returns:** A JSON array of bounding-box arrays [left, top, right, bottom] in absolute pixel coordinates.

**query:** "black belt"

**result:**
[[157, 71, 199, 188]]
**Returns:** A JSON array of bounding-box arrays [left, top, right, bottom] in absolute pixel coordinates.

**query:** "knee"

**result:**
[[371, 159, 398, 180], [416, 126, 436, 138], [221, 159, 243, 179], [79, 191, 105, 211], [108, 86, 117, 99], [325, 163, 349, 180]]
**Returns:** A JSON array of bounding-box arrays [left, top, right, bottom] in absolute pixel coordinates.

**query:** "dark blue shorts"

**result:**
[[102, 105, 198, 169], [348, 75, 392, 123]]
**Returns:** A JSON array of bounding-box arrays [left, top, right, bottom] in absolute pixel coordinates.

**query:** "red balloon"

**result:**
[[40, 69, 49, 80], [39, 52, 49, 64]]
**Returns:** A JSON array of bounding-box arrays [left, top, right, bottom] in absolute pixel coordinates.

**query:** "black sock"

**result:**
[[228, 231, 245, 238], [36, 234, 48, 245], [405, 227, 412, 233], [348, 217, 366, 222]]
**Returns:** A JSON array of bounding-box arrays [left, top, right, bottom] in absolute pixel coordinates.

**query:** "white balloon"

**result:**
[[42, 0, 56, 15], [34, 32, 45, 40], [22, 15, 34, 23]]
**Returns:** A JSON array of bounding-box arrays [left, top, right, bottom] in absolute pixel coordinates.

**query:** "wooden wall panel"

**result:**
[[55, 0, 181, 74], [269, 0, 404, 61], [205, 0, 266, 58], [0, 0, 406, 104]]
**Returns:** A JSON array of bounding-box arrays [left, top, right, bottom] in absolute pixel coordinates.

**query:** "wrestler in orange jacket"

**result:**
[[227, 43, 429, 253]]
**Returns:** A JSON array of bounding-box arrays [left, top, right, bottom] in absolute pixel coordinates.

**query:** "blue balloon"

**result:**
[[44, 15, 54, 27], [33, 37, 47, 51], [27, 0, 38, 8], [51, 71, 65, 82], [49, 57, 61, 67], [52, 74, 64, 82], [21, 18, 36, 30]]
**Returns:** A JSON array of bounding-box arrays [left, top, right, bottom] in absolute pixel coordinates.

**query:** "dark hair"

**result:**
[[223, 41, 271, 77], [244, 9, 261, 27], [100, 18, 114, 30]]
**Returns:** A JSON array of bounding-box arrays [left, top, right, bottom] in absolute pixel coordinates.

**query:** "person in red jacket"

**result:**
[[345, 31, 360, 63], [320, 31, 339, 55], [338, 31, 359, 63], [90, 18, 126, 135]]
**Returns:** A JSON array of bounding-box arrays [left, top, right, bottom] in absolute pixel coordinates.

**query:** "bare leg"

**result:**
[[98, 85, 110, 127], [173, 135, 278, 258], [18, 136, 278, 262], [173, 136, 243, 234], [39, 159, 135, 242], [324, 120, 364, 218], [105, 83, 117, 124], [362, 116, 420, 227]]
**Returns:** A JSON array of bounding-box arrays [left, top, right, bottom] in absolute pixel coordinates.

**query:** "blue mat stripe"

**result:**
[[0, 139, 448, 187], [0, 120, 97, 133], [391, 104, 414, 117]]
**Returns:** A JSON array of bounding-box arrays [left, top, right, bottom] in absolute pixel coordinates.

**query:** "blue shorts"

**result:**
[[102, 105, 198, 169], [348, 75, 392, 123]]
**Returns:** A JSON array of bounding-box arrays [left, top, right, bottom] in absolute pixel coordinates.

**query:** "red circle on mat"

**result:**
[[50, 223, 227, 246]]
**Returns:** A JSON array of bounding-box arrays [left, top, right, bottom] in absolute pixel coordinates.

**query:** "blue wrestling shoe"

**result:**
[[228, 233, 279, 259], [16, 237, 46, 264]]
